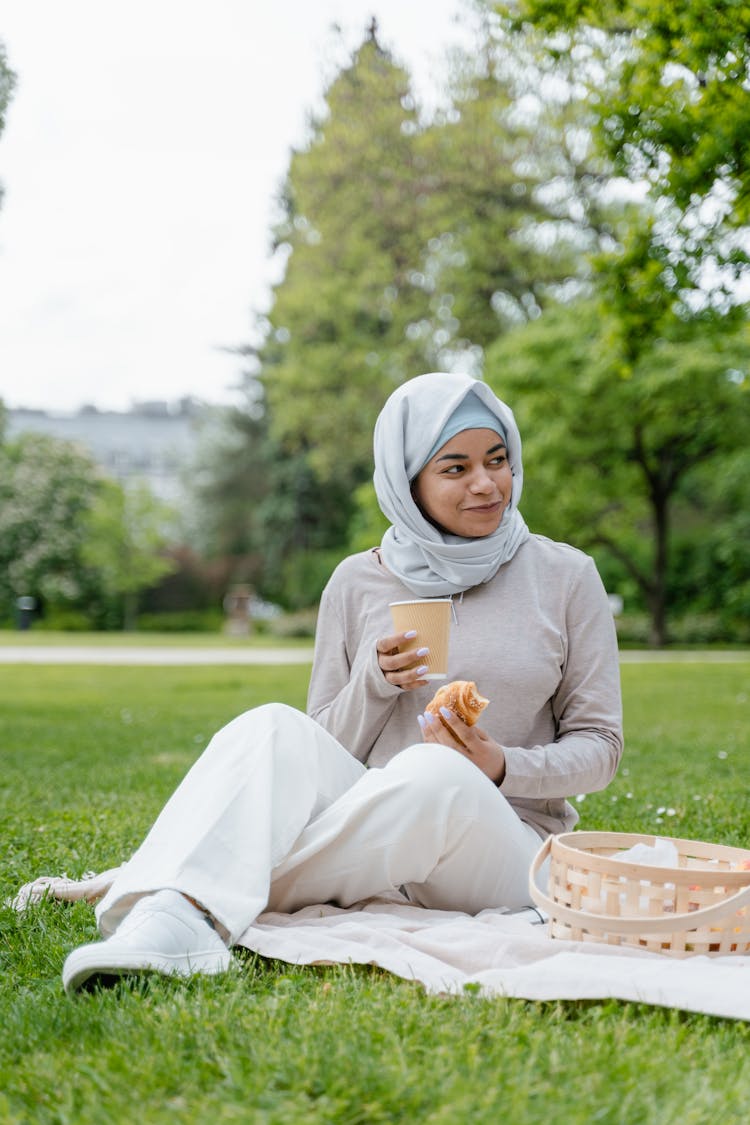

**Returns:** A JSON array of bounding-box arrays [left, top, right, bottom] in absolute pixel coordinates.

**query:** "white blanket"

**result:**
[[12, 870, 750, 1021]]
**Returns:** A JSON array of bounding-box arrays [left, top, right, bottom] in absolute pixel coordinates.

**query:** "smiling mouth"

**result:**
[[465, 501, 502, 513]]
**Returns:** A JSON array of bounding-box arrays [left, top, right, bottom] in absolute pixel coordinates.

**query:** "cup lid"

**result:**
[[389, 598, 452, 606]]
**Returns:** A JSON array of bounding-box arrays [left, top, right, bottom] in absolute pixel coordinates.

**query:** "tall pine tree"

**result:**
[[257, 25, 431, 490]]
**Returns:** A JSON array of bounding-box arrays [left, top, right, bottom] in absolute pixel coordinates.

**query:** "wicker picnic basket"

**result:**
[[529, 831, 750, 957]]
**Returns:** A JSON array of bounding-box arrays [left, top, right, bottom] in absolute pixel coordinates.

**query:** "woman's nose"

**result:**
[[468, 466, 494, 492]]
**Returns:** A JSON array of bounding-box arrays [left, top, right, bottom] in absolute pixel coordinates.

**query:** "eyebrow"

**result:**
[[435, 441, 507, 463]]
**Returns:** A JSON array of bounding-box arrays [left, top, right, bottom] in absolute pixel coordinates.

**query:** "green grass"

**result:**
[[1, 662, 748, 1124]]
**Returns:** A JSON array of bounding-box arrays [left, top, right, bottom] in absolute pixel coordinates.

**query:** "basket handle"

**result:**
[[529, 836, 750, 937]]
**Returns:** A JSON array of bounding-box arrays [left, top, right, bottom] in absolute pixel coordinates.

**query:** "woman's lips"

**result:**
[[464, 500, 503, 513]]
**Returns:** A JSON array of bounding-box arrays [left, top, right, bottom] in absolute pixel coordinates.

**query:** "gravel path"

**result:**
[[0, 646, 746, 665]]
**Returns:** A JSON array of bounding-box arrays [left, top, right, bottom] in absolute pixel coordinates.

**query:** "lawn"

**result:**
[[1, 660, 748, 1124]]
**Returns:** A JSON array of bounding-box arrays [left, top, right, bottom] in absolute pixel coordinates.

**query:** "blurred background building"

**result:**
[[6, 398, 204, 503]]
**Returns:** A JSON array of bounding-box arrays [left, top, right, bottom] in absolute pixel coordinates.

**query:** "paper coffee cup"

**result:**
[[389, 598, 452, 680]]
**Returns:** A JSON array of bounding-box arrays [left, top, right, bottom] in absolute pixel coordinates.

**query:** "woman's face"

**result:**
[[411, 428, 513, 538]]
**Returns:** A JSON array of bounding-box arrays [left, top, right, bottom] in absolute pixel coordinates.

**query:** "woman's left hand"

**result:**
[[417, 708, 506, 785]]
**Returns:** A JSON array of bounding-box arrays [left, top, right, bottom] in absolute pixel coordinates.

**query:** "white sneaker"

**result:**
[[62, 889, 232, 994]]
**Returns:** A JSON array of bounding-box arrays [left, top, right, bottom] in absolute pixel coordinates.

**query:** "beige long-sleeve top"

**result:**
[[307, 535, 623, 837]]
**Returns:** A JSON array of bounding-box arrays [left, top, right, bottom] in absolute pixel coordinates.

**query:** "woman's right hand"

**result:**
[[376, 631, 430, 691]]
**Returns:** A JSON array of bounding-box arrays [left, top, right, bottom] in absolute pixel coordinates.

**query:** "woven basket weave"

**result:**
[[530, 831, 750, 957]]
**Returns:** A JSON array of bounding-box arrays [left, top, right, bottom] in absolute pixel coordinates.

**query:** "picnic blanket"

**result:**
[[12, 867, 750, 1021]]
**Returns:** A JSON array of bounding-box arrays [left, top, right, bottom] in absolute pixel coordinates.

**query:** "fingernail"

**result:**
[[417, 665, 429, 675], [424, 710, 435, 723], [417, 714, 425, 731], [404, 630, 418, 638], [416, 647, 429, 657], [439, 706, 452, 719]]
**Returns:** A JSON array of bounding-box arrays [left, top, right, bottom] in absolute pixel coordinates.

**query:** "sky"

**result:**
[[0, 0, 472, 413]]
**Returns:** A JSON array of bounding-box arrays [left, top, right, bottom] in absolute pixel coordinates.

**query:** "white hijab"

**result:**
[[373, 372, 529, 596]]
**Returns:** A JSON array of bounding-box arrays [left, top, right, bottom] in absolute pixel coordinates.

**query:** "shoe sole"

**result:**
[[63, 945, 232, 994]]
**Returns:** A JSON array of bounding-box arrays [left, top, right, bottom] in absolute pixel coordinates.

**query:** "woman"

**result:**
[[62, 372, 622, 993]]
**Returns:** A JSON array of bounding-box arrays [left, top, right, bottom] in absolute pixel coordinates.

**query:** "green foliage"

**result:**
[[506, 0, 750, 319], [81, 479, 179, 629], [31, 608, 94, 633], [486, 299, 750, 643], [1, 660, 749, 1121], [278, 547, 346, 612], [184, 403, 353, 609], [481, 0, 750, 645], [0, 433, 101, 615], [346, 481, 390, 555], [134, 610, 224, 633], [183, 404, 270, 563], [672, 448, 750, 627], [136, 546, 229, 617], [0, 431, 186, 629], [417, 11, 619, 353], [511, 0, 750, 209], [258, 32, 430, 488]]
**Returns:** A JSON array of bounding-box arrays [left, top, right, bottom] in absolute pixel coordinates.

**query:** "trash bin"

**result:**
[[16, 595, 37, 631]]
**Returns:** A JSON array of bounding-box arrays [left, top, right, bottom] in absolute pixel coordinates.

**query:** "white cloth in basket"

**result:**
[[613, 840, 680, 867], [612, 839, 680, 913]]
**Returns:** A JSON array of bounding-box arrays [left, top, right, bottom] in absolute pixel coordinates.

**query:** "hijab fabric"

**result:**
[[373, 372, 529, 597], [422, 392, 506, 467]]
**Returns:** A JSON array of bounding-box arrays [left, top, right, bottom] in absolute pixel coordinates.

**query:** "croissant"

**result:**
[[425, 681, 489, 744]]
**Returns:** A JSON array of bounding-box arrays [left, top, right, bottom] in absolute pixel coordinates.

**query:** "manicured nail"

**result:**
[[404, 630, 418, 638], [423, 710, 435, 723], [416, 647, 430, 657], [417, 714, 426, 731], [439, 706, 453, 719], [416, 665, 429, 675]]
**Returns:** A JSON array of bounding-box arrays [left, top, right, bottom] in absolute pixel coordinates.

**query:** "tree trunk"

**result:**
[[648, 488, 669, 647]]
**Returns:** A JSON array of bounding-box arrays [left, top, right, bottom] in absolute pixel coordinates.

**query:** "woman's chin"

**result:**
[[452, 516, 503, 539]]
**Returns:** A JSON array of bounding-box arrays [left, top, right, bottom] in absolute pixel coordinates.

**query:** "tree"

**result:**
[[481, 0, 750, 644], [504, 0, 750, 334], [0, 432, 183, 629], [485, 300, 750, 644], [256, 27, 432, 492], [184, 403, 269, 566], [508, 0, 750, 212], [415, 5, 625, 361], [81, 480, 179, 630], [184, 398, 352, 609], [690, 449, 750, 633], [0, 433, 101, 618]]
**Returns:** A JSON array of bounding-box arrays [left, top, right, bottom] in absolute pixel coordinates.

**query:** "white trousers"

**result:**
[[96, 704, 542, 944]]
